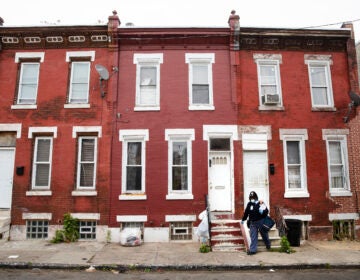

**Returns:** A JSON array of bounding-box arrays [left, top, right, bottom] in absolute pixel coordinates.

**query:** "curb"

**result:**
[[1, 262, 360, 272]]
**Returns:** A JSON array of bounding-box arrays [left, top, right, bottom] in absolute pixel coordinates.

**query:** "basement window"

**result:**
[[26, 220, 49, 239], [332, 220, 355, 240], [170, 222, 193, 241], [79, 220, 97, 240], [121, 222, 144, 241]]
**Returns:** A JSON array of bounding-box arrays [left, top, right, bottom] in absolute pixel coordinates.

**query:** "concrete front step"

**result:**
[[0, 210, 11, 240], [211, 242, 246, 252]]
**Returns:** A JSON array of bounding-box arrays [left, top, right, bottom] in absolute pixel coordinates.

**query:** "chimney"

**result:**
[[108, 10, 120, 31], [228, 10, 239, 31], [341, 22, 355, 40], [228, 10, 240, 50], [108, 10, 120, 49]]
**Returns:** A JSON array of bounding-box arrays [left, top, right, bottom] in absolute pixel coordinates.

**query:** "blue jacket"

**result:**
[[242, 201, 268, 222]]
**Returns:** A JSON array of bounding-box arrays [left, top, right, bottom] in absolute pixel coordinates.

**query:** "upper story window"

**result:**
[[65, 51, 95, 108], [165, 129, 195, 200], [253, 54, 283, 109], [280, 129, 309, 198], [323, 129, 351, 197], [77, 136, 97, 189], [305, 55, 334, 110], [119, 129, 149, 200], [133, 54, 163, 111], [185, 53, 215, 110], [12, 52, 45, 110]]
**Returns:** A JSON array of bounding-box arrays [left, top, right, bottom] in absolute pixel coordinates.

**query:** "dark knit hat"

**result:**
[[249, 191, 258, 200]]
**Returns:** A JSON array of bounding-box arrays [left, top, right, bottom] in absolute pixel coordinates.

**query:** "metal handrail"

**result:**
[[274, 205, 288, 237], [205, 194, 211, 244]]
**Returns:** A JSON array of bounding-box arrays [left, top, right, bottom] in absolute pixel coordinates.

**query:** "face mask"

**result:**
[[250, 199, 255, 203]]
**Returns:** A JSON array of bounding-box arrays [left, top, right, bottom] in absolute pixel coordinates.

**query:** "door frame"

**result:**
[[0, 147, 16, 209], [241, 131, 271, 210], [203, 125, 238, 214]]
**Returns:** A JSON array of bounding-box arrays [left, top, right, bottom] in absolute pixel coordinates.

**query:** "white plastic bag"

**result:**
[[196, 215, 209, 238], [120, 228, 142, 246]]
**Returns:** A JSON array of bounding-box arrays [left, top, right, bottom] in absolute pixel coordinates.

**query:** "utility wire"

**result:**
[[302, 18, 360, 29]]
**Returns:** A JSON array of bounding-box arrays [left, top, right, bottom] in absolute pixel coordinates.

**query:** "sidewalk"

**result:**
[[0, 240, 360, 271]]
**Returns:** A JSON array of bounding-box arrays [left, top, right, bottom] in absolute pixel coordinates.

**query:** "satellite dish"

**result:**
[[95, 64, 109, 80], [350, 91, 360, 106]]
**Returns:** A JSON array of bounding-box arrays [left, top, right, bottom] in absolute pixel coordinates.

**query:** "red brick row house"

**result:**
[[0, 10, 359, 244], [0, 21, 116, 241]]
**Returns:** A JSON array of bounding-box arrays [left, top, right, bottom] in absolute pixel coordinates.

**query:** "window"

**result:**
[[13, 52, 44, 109], [77, 137, 97, 189], [79, 220, 96, 240], [69, 61, 91, 103], [18, 63, 40, 104], [134, 54, 163, 111], [165, 129, 195, 200], [26, 220, 49, 239], [119, 130, 149, 199], [170, 222, 193, 241], [65, 51, 95, 107], [305, 55, 334, 108], [253, 54, 283, 108], [185, 53, 215, 110], [323, 130, 350, 196], [280, 129, 309, 198], [32, 137, 53, 189]]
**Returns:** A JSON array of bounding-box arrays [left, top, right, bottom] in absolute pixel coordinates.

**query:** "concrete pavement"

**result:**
[[0, 240, 360, 271]]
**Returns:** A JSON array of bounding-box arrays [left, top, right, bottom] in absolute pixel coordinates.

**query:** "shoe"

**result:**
[[266, 245, 271, 250], [247, 251, 256, 255]]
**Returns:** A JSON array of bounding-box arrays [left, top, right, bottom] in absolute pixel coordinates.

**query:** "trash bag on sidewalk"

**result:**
[[120, 228, 142, 246], [196, 210, 209, 241]]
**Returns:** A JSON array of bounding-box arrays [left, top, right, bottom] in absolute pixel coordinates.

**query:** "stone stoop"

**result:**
[[0, 209, 11, 240], [210, 219, 246, 252]]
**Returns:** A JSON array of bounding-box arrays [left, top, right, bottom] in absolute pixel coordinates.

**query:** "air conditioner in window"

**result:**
[[264, 94, 280, 104]]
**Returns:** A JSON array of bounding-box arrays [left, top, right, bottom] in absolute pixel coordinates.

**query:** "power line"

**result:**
[[302, 18, 360, 29]]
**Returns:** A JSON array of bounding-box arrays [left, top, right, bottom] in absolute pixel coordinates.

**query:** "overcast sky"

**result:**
[[1, 0, 360, 42]]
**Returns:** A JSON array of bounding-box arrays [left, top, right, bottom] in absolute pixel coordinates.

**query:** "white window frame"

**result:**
[[76, 136, 98, 190], [185, 53, 215, 110], [280, 129, 309, 198], [253, 54, 283, 109], [165, 129, 195, 200], [119, 129, 149, 200], [12, 52, 44, 110], [305, 55, 334, 109], [31, 136, 53, 190], [133, 54, 163, 111], [65, 51, 95, 108], [323, 129, 351, 196]]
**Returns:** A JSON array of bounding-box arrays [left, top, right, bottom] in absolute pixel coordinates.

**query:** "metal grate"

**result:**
[[26, 220, 49, 239], [333, 220, 354, 240]]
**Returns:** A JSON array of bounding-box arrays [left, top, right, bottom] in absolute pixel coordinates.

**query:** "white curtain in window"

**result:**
[[329, 141, 344, 189], [139, 67, 157, 105]]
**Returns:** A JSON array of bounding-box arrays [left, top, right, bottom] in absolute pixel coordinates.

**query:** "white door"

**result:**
[[209, 152, 232, 211], [0, 148, 15, 209], [243, 151, 269, 208]]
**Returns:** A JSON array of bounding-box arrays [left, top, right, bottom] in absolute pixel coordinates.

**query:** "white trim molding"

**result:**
[[116, 215, 148, 222], [329, 213, 359, 221], [72, 126, 102, 138], [0, 123, 22, 138], [165, 215, 196, 222], [28, 127, 57, 138], [22, 213, 52, 220], [70, 213, 100, 220]]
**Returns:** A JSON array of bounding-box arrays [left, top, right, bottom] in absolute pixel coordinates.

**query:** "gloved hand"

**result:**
[[240, 220, 244, 225], [259, 209, 263, 214]]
